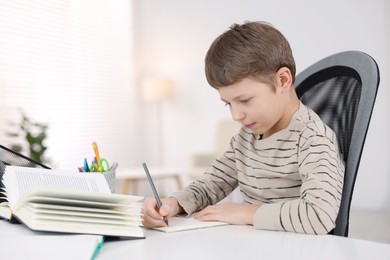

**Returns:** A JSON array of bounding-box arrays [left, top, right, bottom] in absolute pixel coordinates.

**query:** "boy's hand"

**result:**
[[194, 203, 260, 225], [142, 197, 182, 228]]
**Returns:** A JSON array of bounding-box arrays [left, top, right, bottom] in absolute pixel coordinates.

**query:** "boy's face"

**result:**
[[218, 77, 291, 138]]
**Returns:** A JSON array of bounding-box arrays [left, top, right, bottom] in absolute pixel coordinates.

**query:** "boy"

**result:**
[[143, 21, 345, 235]]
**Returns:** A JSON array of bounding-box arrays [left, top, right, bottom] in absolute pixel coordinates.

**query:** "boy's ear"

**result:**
[[276, 67, 293, 92]]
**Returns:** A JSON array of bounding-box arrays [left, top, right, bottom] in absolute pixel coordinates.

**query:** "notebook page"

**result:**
[[150, 216, 229, 233]]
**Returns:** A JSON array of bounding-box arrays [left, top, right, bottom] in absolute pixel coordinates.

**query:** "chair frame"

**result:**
[[294, 51, 380, 237]]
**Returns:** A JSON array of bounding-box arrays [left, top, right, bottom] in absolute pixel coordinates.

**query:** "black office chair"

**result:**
[[294, 51, 380, 237]]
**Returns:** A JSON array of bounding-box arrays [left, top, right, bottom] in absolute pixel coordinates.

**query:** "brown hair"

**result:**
[[205, 21, 296, 88]]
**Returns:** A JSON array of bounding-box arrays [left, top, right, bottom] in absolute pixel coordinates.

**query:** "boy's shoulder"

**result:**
[[294, 103, 335, 139]]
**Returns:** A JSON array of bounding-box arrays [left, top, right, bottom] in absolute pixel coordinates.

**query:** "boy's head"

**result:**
[[205, 21, 296, 89]]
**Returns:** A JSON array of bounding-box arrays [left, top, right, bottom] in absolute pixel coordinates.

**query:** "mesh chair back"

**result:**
[[295, 51, 380, 236]]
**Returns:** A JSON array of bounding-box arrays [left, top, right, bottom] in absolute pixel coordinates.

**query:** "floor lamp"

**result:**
[[142, 78, 175, 167]]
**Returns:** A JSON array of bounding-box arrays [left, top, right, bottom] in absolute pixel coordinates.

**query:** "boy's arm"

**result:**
[[253, 130, 345, 235], [171, 140, 239, 215]]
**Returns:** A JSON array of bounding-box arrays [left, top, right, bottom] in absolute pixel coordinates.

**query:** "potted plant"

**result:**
[[7, 110, 49, 164]]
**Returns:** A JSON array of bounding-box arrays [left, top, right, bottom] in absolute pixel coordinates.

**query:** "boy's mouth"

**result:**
[[244, 122, 256, 129]]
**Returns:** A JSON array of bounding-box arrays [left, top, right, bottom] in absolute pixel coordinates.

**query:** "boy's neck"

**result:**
[[262, 95, 300, 139]]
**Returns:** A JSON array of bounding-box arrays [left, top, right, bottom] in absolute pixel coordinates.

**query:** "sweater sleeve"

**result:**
[[171, 139, 239, 215], [253, 127, 345, 235]]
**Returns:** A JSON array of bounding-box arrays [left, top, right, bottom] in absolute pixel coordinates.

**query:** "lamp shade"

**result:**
[[142, 78, 175, 102]]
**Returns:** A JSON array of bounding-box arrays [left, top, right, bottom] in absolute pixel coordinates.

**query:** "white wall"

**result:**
[[132, 0, 390, 210], [0, 1, 137, 170]]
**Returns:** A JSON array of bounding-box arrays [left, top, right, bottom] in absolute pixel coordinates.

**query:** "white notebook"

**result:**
[[1, 234, 104, 260], [150, 216, 229, 233]]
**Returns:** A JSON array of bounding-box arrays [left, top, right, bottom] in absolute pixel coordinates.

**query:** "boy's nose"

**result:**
[[231, 107, 245, 122]]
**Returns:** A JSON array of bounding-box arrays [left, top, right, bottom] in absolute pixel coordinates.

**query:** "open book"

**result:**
[[150, 215, 229, 233], [0, 165, 144, 239]]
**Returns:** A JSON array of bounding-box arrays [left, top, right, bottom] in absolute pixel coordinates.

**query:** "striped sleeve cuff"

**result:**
[[253, 203, 284, 231], [170, 191, 197, 216]]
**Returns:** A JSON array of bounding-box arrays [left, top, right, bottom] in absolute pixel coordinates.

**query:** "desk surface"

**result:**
[[2, 220, 390, 260], [98, 225, 390, 260]]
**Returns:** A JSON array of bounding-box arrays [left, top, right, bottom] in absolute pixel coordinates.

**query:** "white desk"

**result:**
[[97, 225, 390, 260], [116, 167, 182, 194], [2, 220, 390, 260]]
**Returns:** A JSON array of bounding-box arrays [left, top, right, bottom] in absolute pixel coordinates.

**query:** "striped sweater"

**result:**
[[172, 102, 345, 235]]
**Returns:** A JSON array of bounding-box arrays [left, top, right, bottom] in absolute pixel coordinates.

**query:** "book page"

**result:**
[[14, 189, 142, 210], [4, 166, 111, 209], [150, 216, 229, 233]]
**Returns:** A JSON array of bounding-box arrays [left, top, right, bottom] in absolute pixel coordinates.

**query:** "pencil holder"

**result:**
[[103, 162, 118, 193]]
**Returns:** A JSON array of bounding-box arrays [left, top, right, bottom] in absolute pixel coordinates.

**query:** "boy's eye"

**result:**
[[240, 98, 251, 104], [224, 102, 230, 107]]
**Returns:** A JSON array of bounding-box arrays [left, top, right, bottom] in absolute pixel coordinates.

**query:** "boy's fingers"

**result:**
[[144, 197, 157, 208], [159, 204, 170, 216], [144, 197, 163, 219], [143, 216, 166, 228], [142, 197, 171, 228]]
